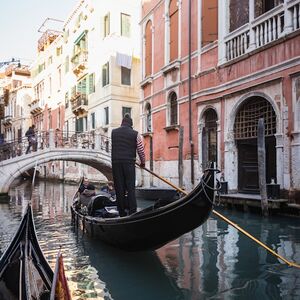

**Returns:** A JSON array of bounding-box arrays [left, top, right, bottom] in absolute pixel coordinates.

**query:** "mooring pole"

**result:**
[[188, 0, 194, 185], [178, 126, 184, 188], [257, 118, 269, 216]]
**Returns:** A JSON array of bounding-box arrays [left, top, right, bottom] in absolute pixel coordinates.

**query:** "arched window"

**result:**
[[202, 109, 218, 168], [145, 102, 152, 132], [169, 92, 178, 125], [145, 20, 152, 77], [169, 0, 178, 62]]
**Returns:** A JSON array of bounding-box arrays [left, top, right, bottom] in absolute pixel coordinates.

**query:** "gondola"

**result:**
[[71, 167, 216, 252], [0, 204, 71, 300]]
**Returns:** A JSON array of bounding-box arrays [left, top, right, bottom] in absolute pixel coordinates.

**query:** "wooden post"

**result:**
[[178, 126, 184, 188], [257, 118, 269, 216], [149, 134, 153, 187]]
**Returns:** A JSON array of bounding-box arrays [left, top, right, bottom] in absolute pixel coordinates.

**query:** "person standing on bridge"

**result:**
[[25, 125, 37, 154], [111, 113, 145, 217]]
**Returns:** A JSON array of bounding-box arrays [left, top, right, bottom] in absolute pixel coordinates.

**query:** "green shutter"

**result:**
[[89, 73, 95, 94]]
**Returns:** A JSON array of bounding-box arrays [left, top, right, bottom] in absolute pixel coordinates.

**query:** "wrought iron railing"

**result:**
[[0, 130, 112, 162]]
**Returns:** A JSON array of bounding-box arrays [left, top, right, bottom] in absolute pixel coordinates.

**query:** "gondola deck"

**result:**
[[71, 168, 216, 251]]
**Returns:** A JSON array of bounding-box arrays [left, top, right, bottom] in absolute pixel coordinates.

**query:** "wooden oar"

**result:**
[[72, 176, 84, 203], [138, 164, 300, 269]]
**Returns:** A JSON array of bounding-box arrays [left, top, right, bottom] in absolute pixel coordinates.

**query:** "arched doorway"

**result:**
[[202, 108, 218, 169], [234, 96, 277, 193]]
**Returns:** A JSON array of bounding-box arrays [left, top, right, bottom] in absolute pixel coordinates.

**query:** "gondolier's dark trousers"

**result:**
[[112, 161, 136, 216]]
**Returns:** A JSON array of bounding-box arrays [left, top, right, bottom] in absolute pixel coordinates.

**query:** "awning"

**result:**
[[116, 52, 132, 69], [74, 30, 88, 45]]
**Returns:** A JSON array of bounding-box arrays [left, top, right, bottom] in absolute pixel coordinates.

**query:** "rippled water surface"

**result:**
[[0, 180, 300, 300]]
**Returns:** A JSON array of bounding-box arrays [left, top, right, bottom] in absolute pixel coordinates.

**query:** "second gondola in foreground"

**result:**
[[71, 168, 216, 251], [0, 204, 71, 300]]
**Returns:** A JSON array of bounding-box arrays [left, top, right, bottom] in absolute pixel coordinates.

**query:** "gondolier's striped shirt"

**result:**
[[136, 134, 145, 164]]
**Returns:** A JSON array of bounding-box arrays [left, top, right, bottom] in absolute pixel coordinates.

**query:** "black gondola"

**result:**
[[71, 168, 216, 252], [0, 205, 71, 300]]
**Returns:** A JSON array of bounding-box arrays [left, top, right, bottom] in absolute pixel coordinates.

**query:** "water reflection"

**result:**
[[156, 211, 300, 299], [0, 180, 299, 299]]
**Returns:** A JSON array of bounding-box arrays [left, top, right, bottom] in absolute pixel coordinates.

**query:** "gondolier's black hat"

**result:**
[[121, 113, 133, 127]]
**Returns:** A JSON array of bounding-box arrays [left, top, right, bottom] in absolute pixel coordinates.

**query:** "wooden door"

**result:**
[[238, 136, 276, 193], [238, 139, 259, 193]]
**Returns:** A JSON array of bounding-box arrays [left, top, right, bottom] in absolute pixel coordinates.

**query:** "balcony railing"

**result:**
[[71, 94, 88, 115], [71, 50, 88, 76], [2, 115, 13, 126], [30, 99, 43, 115], [224, 0, 300, 62]]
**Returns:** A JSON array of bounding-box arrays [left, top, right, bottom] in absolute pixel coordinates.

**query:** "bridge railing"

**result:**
[[0, 130, 112, 162]]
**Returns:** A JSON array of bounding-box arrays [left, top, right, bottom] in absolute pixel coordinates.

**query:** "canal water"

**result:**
[[0, 179, 300, 300]]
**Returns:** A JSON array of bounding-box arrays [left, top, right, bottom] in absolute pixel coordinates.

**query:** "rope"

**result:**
[[138, 164, 300, 269]]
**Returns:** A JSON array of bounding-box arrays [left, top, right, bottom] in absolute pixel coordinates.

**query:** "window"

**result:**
[[121, 67, 131, 85], [49, 76, 52, 95], [169, 92, 178, 125], [104, 14, 110, 37], [145, 20, 152, 77], [65, 56, 69, 73], [169, 0, 178, 61], [102, 63, 109, 86], [145, 102, 152, 132], [89, 73, 95, 93], [121, 13, 131, 37], [48, 56, 53, 65], [58, 68, 62, 89], [202, 109, 218, 168], [76, 118, 83, 132], [91, 112, 95, 129], [71, 86, 76, 98], [202, 0, 218, 47], [56, 46, 62, 56], [104, 107, 109, 125], [65, 92, 69, 109], [122, 107, 132, 118], [77, 77, 87, 95], [229, 0, 249, 32]]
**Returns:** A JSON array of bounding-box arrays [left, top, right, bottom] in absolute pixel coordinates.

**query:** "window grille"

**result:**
[[169, 92, 178, 125], [234, 98, 276, 139]]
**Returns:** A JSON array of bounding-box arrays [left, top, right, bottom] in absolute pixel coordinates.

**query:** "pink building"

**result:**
[[140, 0, 300, 202]]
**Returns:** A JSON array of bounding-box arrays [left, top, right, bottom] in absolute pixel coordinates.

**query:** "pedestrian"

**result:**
[[111, 113, 145, 216], [25, 125, 36, 154], [78, 177, 96, 207], [100, 181, 116, 199]]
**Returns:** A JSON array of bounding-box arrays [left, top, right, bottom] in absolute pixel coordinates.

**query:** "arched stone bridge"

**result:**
[[0, 129, 113, 194]]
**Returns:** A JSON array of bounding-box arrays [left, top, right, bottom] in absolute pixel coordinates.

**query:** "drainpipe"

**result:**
[[189, 0, 194, 185]]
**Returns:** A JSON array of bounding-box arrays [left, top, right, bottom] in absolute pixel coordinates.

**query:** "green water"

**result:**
[[0, 180, 299, 300]]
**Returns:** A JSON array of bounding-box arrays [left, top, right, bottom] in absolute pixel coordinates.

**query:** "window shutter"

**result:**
[[145, 20, 152, 76], [89, 73, 95, 93], [169, 0, 178, 61]]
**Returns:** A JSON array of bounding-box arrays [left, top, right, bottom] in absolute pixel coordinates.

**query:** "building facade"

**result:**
[[30, 0, 141, 181], [0, 63, 32, 145], [140, 0, 300, 201]]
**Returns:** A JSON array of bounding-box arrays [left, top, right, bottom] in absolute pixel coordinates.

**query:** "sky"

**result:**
[[0, 0, 76, 65]]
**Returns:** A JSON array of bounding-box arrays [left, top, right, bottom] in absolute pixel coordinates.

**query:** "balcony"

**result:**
[[38, 29, 62, 52], [223, 0, 300, 63], [30, 99, 43, 115], [71, 93, 88, 115], [2, 115, 13, 126], [71, 50, 88, 76]]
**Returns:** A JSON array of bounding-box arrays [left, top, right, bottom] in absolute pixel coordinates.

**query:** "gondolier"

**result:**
[[111, 113, 145, 216]]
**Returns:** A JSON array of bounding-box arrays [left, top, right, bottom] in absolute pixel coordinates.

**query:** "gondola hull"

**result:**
[[71, 169, 215, 251], [0, 205, 71, 300], [0, 205, 53, 299]]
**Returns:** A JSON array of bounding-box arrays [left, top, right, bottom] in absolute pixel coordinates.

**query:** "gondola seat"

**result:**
[[88, 194, 119, 218]]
